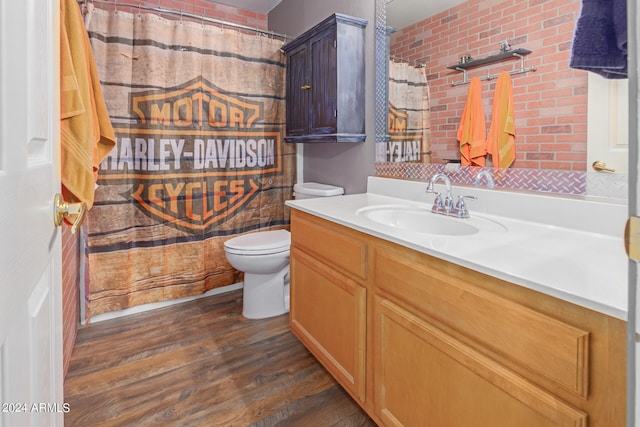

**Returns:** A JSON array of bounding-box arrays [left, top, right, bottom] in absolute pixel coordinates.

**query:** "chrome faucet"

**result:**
[[473, 170, 495, 188], [426, 173, 475, 218], [426, 173, 453, 212]]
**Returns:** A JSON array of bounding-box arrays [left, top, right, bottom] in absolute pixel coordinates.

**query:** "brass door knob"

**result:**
[[592, 160, 615, 172], [300, 85, 311, 90], [53, 193, 86, 234]]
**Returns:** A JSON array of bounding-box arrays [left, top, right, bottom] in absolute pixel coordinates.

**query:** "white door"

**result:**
[[0, 0, 64, 426], [632, 1, 640, 426], [587, 73, 629, 174]]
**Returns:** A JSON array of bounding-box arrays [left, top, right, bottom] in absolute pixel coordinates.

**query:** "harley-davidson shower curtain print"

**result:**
[[83, 7, 294, 319]]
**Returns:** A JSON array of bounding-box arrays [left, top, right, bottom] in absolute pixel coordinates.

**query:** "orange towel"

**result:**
[[457, 77, 487, 166], [486, 71, 515, 168], [60, 0, 115, 210]]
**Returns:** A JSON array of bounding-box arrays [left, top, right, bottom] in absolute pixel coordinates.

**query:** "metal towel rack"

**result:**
[[447, 48, 536, 86]]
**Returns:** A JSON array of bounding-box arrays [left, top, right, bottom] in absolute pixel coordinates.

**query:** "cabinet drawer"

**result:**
[[374, 247, 590, 398], [291, 211, 367, 280]]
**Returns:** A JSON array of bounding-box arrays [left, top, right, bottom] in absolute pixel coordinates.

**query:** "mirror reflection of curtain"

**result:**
[[387, 60, 431, 163], [82, 7, 292, 320]]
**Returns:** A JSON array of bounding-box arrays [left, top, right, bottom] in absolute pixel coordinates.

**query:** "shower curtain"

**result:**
[[387, 60, 431, 163], [83, 7, 294, 319]]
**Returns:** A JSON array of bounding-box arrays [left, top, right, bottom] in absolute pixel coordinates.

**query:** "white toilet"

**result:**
[[224, 182, 344, 319]]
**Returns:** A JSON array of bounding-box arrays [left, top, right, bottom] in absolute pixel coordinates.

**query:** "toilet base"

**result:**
[[242, 265, 290, 319]]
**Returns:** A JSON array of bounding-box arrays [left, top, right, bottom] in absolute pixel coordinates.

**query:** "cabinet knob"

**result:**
[[301, 85, 311, 90]]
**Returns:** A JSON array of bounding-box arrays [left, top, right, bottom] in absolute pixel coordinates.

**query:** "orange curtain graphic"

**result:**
[[83, 7, 293, 319]]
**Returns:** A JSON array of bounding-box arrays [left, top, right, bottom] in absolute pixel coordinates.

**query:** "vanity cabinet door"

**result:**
[[289, 246, 367, 402], [373, 296, 587, 427]]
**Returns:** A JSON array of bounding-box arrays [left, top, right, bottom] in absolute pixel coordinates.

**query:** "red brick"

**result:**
[[526, 152, 555, 160], [515, 160, 542, 168], [116, 0, 595, 171], [555, 134, 587, 143], [61, 225, 79, 378], [542, 124, 572, 134], [541, 161, 573, 169], [556, 152, 588, 161], [527, 117, 557, 126]]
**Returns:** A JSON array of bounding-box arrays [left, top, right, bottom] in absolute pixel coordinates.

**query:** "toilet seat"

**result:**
[[224, 229, 291, 255]]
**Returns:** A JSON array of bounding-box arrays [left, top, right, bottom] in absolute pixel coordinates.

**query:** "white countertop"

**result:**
[[286, 177, 629, 320]]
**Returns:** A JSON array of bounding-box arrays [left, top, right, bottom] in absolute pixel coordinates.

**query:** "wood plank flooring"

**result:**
[[64, 289, 377, 426]]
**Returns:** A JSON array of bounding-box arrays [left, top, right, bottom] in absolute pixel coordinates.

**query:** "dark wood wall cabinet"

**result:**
[[282, 13, 367, 143]]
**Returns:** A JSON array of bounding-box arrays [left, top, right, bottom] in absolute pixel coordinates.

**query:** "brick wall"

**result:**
[[61, 226, 80, 377], [62, 0, 267, 378], [390, 0, 587, 170]]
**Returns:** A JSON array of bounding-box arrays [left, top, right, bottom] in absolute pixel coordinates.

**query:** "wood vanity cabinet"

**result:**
[[289, 210, 368, 403], [288, 210, 626, 427], [282, 14, 367, 143], [373, 242, 625, 426]]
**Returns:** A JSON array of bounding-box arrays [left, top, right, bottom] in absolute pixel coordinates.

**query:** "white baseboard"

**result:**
[[87, 282, 244, 324]]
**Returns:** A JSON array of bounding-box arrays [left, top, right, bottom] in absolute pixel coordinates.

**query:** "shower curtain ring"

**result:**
[[137, 3, 142, 18], [114, 0, 118, 14], [179, 10, 183, 24]]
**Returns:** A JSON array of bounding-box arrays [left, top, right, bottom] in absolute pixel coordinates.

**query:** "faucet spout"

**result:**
[[427, 173, 453, 212], [473, 170, 495, 188], [427, 173, 452, 194]]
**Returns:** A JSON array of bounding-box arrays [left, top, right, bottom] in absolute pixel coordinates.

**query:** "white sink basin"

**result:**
[[355, 205, 507, 236]]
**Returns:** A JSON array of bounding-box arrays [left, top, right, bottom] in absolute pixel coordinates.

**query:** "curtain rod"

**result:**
[[84, 0, 288, 42]]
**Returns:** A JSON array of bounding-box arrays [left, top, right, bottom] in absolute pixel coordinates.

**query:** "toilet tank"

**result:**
[[293, 182, 344, 199]]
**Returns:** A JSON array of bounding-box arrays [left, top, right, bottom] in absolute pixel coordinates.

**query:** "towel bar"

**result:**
[[447, 48, 537, 86]]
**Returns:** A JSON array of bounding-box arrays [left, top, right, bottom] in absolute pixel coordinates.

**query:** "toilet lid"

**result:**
[[224, 229, 291, 254], [293, 182, 344, 197]]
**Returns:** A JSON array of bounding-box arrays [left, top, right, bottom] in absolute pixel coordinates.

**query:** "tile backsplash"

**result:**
[[375, 163, 628, 200]]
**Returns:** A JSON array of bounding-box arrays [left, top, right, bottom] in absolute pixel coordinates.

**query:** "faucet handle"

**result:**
[[426, 181, 435, 193], [454, 195, 476, 218], [455, 194, 477, 208], [432, 192, 444, 212]]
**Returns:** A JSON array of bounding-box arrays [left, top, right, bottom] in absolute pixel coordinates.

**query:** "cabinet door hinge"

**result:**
[[334, 40, 337, 48], [334, 109, 337, 117], [625, 216, 640, 261]]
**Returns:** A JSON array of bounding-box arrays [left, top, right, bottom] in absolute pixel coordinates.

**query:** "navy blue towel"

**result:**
[[570, 0, 627, 79]]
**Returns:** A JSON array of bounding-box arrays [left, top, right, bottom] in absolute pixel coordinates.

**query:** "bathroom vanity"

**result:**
[[286, 177, 627, 427]]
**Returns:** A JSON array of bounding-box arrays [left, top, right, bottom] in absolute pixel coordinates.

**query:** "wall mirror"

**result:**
[[374, 0, 628, 198]]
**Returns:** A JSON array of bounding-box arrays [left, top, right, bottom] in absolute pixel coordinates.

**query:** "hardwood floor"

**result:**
[[64, 289, 377, 426]]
